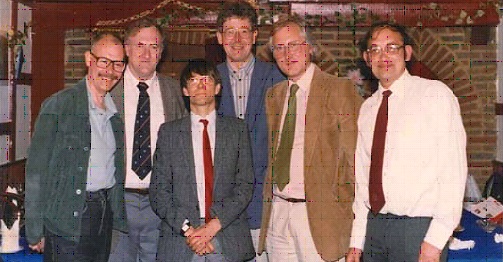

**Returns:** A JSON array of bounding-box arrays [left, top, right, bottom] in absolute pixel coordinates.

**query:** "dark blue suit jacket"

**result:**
[[217, 59, 285, 229]]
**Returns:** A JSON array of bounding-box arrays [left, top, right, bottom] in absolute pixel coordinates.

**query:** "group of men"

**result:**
[[24, 0, 467, 262]]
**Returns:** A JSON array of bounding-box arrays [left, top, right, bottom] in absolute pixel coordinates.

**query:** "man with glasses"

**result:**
[[215, 1, 285, 261], [150, 59, 255, 261], [258, 15, 362, 261], [25, 32, 127, 261], [347, 22, 467, 262], [109, 18, 187, 262]]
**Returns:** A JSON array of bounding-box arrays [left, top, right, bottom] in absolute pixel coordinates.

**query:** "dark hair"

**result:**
[[216, 0, 258, 31], [359, 21, 413, 53], [124, 18, 165, 47], [180, 59, 222, 89], [90, 31, 123, 50]]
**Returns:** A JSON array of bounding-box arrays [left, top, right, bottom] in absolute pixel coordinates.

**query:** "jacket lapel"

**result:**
[[244, 62, 267, 132], [110, 80, 125, 121], [304, 67, 326, 167], [213, 116, 225, 187], [218, 64, 237, 117], [180, 117, 198, 196], [270, 81, 289, 156]]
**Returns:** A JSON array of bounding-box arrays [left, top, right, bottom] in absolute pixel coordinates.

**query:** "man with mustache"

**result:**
[[109, 18, 187, 262], [258, 15, 362, 261], [215, 1, 285, 261], [346, 22, 467, 262], [25, 32, 128, 261]]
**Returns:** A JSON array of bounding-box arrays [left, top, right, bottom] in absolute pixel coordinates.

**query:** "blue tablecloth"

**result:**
[[0, 237, 41, 262], [448, 210, 503, 262]]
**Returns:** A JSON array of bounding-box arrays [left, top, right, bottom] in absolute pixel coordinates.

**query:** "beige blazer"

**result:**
[[258, 66, 362, 261]]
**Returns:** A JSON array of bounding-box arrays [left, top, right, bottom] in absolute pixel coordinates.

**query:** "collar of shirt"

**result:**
[[190, 110, 217, 129], [227, 56, 255, 78], [85, 77, 118, 118], [288, 62, 315, 95], [376, 69, 410, 100], [124, 66, 158, 95]]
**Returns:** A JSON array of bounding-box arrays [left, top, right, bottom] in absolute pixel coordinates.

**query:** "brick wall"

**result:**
[[64, 25, 497, 187]]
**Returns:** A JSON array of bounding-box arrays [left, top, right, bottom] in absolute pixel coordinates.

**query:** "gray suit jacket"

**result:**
[[150, 115, 255, 262], [110, 74, 187, 125]]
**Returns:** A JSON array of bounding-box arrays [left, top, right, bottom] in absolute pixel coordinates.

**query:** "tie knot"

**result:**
[[200, 119, 209, 127], [137, 82, 149, 92], [382, 90, 392, 98], [289, 84, 299, 97]]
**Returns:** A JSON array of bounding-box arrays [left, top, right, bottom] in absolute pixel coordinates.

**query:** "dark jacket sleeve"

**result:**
[[25, 98, 59, 244]]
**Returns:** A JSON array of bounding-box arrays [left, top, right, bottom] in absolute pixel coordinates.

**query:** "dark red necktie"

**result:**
[[369, 90, 392, 215], [200, 119, 213, 223]]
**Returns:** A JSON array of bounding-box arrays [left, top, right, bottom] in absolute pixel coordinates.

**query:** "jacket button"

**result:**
[[76, 189, 82, 195], [83, 147, 89, 151], [73, 211, 79, 217], [78, 167, 83, 172]]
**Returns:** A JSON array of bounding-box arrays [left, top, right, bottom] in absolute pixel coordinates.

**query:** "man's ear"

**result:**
[[84, 51, 92, 67], [216, 31, 223, 45], [215, 84, 222, 95], [363, 52, 370, 67], [182, 87, 189, 97], [404, 45, 413, 62]]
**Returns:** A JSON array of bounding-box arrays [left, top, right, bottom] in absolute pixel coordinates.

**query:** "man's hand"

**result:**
[[29, 238, 45, 253], [185, 219, 222, 256], [419, 241, 441, 262], [346, 247, 362, 262]]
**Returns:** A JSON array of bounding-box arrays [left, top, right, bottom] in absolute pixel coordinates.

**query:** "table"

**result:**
[[448, 210, 503, 262]]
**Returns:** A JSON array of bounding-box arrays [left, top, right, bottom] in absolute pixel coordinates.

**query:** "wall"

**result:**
[[64, 25, 498, 187]]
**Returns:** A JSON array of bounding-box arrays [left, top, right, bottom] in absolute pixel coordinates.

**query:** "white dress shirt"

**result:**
[[124, 67, 165, 188], [273, 63, 315, 200], [190, 111, 217, 219], [350, 70, 468, 250]]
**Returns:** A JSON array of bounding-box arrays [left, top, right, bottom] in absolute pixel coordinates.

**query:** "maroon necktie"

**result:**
[[369, 90, 392, 215], [200, 119, 213, 223]]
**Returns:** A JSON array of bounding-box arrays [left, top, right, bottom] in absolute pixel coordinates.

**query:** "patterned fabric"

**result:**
[[132, 82, 151, 180]]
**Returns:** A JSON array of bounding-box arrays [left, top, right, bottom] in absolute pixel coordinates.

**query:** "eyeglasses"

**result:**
[[221, 28, 253, 40], [366, 44, 404, 56], [187, 75, 215, 87], [272, 40, 307, 55], [89, 52, 126, 72]]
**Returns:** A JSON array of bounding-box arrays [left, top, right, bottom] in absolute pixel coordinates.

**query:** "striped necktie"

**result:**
[[132, 82, 151, 180]]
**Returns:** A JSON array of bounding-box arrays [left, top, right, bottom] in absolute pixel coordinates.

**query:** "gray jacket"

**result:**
[[150, 115, 255, 262]]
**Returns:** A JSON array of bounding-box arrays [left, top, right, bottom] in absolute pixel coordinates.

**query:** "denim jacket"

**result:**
[[25, 78, 127, 244]]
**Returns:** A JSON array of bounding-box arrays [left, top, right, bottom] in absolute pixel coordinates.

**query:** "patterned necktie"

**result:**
[[272, 84, 299, 191], [200, 119, 214, 223], [132, 82, 151, 180], [369, 90, 392, 215]]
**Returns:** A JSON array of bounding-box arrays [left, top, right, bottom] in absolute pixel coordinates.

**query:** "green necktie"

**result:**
[[273, 84, 299, 191]]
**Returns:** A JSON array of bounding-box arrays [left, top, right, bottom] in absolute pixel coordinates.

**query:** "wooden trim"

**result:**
[[495, 103, 503, 116]]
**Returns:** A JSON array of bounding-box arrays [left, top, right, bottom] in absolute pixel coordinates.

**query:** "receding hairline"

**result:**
[[91, 34, 124, 53]]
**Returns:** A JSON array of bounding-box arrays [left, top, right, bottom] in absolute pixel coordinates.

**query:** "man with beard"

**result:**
[[108, 18, 187, 262], [215, 2, 285, 260], [25, 32, 127, 261]]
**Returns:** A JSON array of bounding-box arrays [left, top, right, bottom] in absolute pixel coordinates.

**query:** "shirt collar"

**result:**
[[288, 62, 315, 93], [190, 110, 217, 127], [124, 66, 158, 88], [227, 56, 255, 76], [85, 77, 118, 115], [377, 69, 410, 99]]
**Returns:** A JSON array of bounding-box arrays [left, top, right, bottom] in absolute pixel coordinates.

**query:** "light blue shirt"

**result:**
[[86, 80, 117, 192]]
